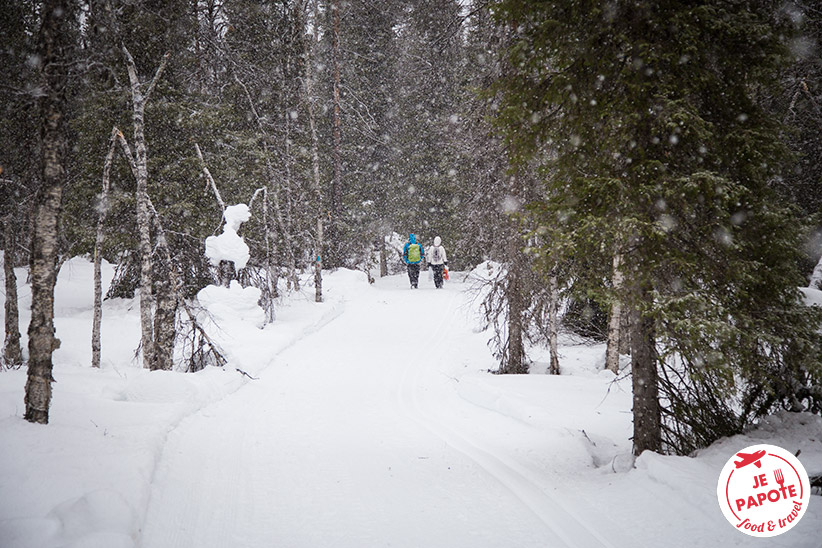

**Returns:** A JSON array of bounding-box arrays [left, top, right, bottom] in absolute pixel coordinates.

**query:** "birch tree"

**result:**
[[122, 45, 169, 369], [328, 0, 343, 268], [604, 252, 625, 374], [91, 127, 120, 369], [304, 0, 323, 303], [25, 0, 75, 424]]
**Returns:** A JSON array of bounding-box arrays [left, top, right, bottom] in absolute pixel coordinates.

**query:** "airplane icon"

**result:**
[[734, 450, 766, 469]]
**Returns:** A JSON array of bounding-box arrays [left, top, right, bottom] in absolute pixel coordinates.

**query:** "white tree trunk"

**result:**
[[329, 0, 343, 267], [605, 252, 624, 374], [91, 127, 119, 369], [548, 274, 560, 375], [194, 142, 225, 214], [151, 239, 177, 371], [306, 0, 324, 303], [123, 47, 169, 369], [25, 0, 72, 423]]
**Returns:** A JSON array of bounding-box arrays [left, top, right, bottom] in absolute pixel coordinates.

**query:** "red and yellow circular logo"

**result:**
[[716, 444, 811, 537]]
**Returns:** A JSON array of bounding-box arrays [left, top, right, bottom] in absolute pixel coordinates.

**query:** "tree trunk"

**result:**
[[618, 307, 632, 355], [379, 238, 388, 278], [123, 47, 169, 369], [305, 0, 324, 302], [630, 290, 661, 455], [261, 188, 278, 318], [269, 185, 299, 291], [3, 217, 23, 366], [314, 219, 323, 302], [504, 272, 527, 374], [329, 0, 343, 267], [605, 252, 624, 374], [501, 242, 528, 374], [548, 273, 560, 375], [145, 197, 219, 371], [25, 0, 72, 424], [500, 170, 527, 375], [92, 128, 119, 369], [151, 250, 177, 371]]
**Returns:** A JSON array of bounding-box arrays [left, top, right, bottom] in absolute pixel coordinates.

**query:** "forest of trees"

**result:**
[[2, 0, 822, 456]]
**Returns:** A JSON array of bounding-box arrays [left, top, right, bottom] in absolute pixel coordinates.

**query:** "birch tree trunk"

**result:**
[[548, 273, 560, 375], [305, 0, 324, 302], [3, 217, 23, 366], [151, 242, 177, 371], [92, 128, 119, 369], [25, 0, 72, 424], [605, 252, 624, 374], [329, 0, 343, 267], [144, 197, 222, 371], [194, 142, 225, 213], [123, 47, 169, 369], [630, 286, 661, 455]]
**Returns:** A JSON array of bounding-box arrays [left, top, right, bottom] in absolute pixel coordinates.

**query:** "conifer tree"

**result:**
[[492, 0, 822, 453]]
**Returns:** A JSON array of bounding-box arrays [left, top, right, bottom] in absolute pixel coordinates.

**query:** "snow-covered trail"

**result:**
[[138, 274, 626, 548]]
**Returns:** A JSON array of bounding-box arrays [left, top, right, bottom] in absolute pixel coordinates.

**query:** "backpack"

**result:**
[[432, 246, 442, 263], [407, 243, 421, 263]]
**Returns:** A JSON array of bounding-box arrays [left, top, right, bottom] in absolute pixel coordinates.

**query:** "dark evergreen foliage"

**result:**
[[491, 0, 822, 452]]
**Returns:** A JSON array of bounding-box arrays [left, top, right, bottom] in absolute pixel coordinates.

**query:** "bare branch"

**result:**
[[113, 128, 140, 182], [194, 143, 226, 212], [145, 52, 171, 104], [122, 45, 141, 99]]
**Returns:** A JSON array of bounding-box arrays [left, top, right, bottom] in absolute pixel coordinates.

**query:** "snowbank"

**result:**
[[197, 280, 266, 328], [0, 261, 368, 548]]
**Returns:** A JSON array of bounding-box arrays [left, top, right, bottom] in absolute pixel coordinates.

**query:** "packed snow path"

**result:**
[[138, 274, 628, 548]]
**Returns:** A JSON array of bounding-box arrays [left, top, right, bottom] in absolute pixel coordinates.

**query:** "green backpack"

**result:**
[[407, 243, 421, 263]]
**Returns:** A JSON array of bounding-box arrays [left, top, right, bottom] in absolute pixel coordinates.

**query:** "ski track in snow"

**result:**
[[138, 276, 633, 547], [396, 295, 621, 548]]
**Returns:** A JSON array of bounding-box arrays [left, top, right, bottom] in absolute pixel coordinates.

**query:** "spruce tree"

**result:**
[[493, 0, 822, 453]]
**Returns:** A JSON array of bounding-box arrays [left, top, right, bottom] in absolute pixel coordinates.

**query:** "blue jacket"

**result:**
[[403, 234, 424, 265]]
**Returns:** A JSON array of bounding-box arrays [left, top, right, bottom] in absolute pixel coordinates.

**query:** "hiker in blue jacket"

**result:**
[[403, 233, 425, 289]]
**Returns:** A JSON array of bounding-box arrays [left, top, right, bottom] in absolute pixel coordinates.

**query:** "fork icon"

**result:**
[[774, 468, 785, 487]]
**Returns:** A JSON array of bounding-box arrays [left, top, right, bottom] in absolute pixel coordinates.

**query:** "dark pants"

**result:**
[[407, 263, 420, 287], [432, 264, 444, 288]]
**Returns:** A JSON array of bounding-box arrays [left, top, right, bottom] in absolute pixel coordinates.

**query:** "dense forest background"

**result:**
[[3, 0, 822, 455]]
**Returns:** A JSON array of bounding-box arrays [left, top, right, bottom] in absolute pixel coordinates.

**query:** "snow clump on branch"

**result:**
[[205, 204, 251, 269]]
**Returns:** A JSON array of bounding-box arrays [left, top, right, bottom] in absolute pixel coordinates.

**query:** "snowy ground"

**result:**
[[0, 257, 820, 548]]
